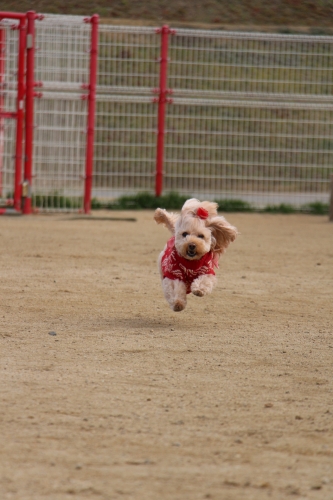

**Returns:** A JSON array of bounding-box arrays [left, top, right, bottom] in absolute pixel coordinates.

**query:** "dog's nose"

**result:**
[[188, 243, 196, 252]]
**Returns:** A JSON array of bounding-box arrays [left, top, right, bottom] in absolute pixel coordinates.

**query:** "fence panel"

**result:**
[[32, 93, 88, 210], [0, 19, 21, 208], [31, 14, 92, 212], [93, 95, 157, 200], [164, 98, 333, 206], [97, 25, 160, 94], [160, 29, 333, 206], [35, 15, 91, 90], [168, 30, 333, 100], [92, 25, 160, 200], [0, 115, 16, 203], [92, 26, 333, 208]]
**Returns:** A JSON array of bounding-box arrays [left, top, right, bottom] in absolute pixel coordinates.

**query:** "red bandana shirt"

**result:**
[[161, 237, 218, 294]]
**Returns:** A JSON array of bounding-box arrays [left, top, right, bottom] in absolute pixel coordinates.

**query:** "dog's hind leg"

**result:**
[[162, 278, 187, 312]]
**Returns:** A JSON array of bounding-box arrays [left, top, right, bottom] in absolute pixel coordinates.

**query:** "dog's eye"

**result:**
[[198, 234, 204, 239], [182, 232, 188, 238]]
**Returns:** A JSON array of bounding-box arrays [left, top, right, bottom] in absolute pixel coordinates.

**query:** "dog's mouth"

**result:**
[[186, 249, 197, 258]]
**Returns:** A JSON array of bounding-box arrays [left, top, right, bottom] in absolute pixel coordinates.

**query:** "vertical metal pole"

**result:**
[[83, 14, 99, 214], [155, 25, 171, 198], [329, 174, 333, 222], [13, 17, 26, 211], [22, 10, 35, 215], [0, 27, 5, 198]]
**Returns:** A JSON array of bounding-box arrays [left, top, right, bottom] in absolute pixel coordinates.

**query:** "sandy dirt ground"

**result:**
[[0, 211, 332, 500]]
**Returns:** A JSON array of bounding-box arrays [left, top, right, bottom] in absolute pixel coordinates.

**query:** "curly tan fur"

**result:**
[[207, 216, 238, 255], [181, 198, 218, 218]]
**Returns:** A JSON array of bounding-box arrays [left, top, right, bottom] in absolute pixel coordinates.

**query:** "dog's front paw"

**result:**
[[191, 275, 216, 297], [172, 300, 186, 312]]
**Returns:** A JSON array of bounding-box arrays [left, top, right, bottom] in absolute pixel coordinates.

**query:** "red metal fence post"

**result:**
[[22, 10, 36, 214], [83, 14, 99, 214], [0, 12, 27, 211], [155, 25, 173, 198], [0, 27, 5, 199], [13, 17, 27, 211]]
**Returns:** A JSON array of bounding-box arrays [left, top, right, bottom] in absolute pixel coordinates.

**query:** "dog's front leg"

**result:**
[[191, 274, 217, 297], [162, 278, 187, 312]]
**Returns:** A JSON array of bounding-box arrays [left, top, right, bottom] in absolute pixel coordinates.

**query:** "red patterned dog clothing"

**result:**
[[161, 237, 218, 294]]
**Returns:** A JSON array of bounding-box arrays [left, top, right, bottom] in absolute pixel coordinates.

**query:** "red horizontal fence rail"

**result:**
[[0, 12, 26, 20]]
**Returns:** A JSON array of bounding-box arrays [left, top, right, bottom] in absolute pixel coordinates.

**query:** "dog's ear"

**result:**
[[154, 208, 179, 234], [207, 216, 238, 254]]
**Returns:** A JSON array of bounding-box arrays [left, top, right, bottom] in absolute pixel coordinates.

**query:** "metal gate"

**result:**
[[32, 14, 98, 212], [0, 11, 98, 214]]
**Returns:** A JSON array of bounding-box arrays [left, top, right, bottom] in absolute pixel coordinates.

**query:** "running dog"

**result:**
[[154, 198, 238, 311]]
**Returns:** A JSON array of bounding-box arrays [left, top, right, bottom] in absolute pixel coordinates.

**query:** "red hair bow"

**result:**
[[196, 207, 209, 219]]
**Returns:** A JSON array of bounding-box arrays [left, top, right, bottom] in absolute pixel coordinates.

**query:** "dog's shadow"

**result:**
[[109, 316, 176, 331]]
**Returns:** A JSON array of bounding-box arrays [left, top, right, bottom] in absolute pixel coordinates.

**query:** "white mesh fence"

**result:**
[[31, 15, 91, 211], [0, 21, 19, 204], [93, 95, 157, 200], [164, 98, 333, 206], [2, 18, 333, 210], [93, 25, 159, 201], [0, 112, 16, 202], [32, 93, 88, 210], [97, 25, 160, 94], [93, 26, 333, 208], [168, 30, 333, 100], [35, 15, 91, 90]]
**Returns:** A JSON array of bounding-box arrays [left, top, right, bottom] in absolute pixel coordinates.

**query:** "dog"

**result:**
[[154, 198, 238, 311]]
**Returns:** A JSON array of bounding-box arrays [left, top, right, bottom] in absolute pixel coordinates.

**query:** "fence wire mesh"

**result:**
[[0, 21, 19, 204], [169, 30, 333, 100], [31, 15, 91, 211], [35, 15, 90, 90], [0, 113, 16, 203], [32, 94, 88, 210], [164, 98, 333, 205], [98, 25, 160, 93], [94, 25, 333, 208], [93, 96, 157, 200], [2, 17, 333, 211], [92, 24, 160, 202]]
